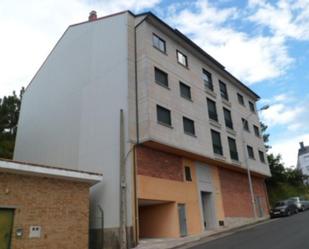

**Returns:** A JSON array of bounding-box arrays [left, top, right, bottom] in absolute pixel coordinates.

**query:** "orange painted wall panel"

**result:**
[[137, 159, 202, 237]]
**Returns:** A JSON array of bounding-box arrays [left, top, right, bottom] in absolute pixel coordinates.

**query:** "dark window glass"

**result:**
[[242, 118, 250, 132], [183, 117, 195, 135], [203, 69, 213, 91], [223, 108, 233, 129], [152, 33, 166, 53], [211, 130, 223, 155], [219, 80, 229, 100], [157, 105, 171, 126], [254, 125, 260, 137], [237, 93, 245, 105], [207, 98, 218, 121], [184, 166, 192, 181], [259, 150, 265, 163], [228, 137, 238, 161], [180, 82, 191, 100], [247, 145, 255, 159], [154, 67, 168, 87], [177, 50, 188, 67], [249, 101, 255, 112]]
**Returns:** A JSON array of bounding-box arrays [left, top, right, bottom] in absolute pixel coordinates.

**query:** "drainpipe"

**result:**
[[120, 109, 127, 249], [133, 16, 147, 245]]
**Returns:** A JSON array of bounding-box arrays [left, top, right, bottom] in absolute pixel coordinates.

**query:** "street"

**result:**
[[190, 211, 309, 249]]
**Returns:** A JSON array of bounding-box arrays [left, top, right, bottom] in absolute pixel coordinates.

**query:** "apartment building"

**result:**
[[297, 142, 309, 182], [14, 10, 271, 249]]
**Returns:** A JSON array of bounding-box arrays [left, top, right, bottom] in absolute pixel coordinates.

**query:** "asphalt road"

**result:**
[[190, 211, 309, 249]]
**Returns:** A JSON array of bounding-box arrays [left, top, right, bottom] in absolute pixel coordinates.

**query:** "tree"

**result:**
[[260, 121, 271, 151], [0, 87, 24, 159]]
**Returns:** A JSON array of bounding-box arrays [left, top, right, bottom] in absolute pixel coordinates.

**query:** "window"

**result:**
[[249, 101, 255, 112], [179, 82, 191, 100], [242, 118, 250, 132], [228, 137, 239, 161], [237, 93, 245, 106], [184, 166, 192, 181], [207, 98, 218, 121], [259, 150, 265, 163], [247, 145, 255, 159], [223, 108, 233, 129], [157, 105, 171, 126], [183, 117, 195, 136], [219, 80, 229, 100], [152, 33, 166, 53], [177, 50, 188, 67], [203, 69, 213, 91], [211, 129, 223, 155], [154, 67, 168, 88], [254, 125, 260, 137]]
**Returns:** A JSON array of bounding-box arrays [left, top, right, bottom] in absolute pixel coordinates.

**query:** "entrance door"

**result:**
[[177, 204, 188, 237], [255, 196, 264, 217], [201, 192, 207, 229], [0, 209, 14, 249]]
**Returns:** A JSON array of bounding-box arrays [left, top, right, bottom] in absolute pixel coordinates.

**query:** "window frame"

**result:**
[[247, 145, 255, 159], [203, 69, 214, 91], [253, 125, 260, 137], [228, 137, 239, 161], [259, 150, 265, 163], [207, 98, 218, 122], [242, 118, 250, 132], [184, 166, 192, 181], [176, 50, 188, 67], [237, 93, 245, 106], [219, 80, 229, 101], [211, 129, 223, 155], [179, 82, 192, 101], [183, 116, 196, 136], [154, 67, 169, 88], [152, 33, 166, 53], [249, 101, 255, 113], [156, 105, 172, 127], [223, 108, 233, 130]]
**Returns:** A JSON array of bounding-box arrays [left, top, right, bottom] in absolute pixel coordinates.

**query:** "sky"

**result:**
[[1, 0, 309, 167]]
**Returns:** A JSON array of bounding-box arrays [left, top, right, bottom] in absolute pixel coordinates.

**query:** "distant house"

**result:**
[[14, 10, 271, 249], [297, 142, 309, 182]]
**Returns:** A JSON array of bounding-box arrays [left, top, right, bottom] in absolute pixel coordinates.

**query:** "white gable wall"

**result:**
[[14, 12, 134, 229]]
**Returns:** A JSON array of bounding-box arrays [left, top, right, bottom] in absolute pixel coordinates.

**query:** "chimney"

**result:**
[[88, 10, 97, 21], [300, 141, 305, 149]]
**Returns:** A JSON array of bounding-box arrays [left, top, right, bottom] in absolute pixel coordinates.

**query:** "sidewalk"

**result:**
[[134, 218, 270, 249]]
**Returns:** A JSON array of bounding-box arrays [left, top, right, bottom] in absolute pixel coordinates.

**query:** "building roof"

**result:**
[[0, 159, 102, 185]]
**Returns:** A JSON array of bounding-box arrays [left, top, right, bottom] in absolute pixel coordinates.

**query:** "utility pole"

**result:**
[[119, 109, 127, 249], [242, 104, 269, 219]]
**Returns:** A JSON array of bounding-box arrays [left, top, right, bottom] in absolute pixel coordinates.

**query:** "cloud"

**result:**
[[261, 103, 304, 126], [248, 0, 309, 40], [163, 0, 293, 84], [270, 133, 309, 168], [0, 0, 160, 97]]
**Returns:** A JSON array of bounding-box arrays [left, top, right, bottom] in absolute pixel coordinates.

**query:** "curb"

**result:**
[[172, 218, 272, 249]]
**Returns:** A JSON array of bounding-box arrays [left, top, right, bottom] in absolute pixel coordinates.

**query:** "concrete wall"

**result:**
[[14, 12, 135, 239], [0, 172, 90, 249], [135, 20, 270, 177]]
